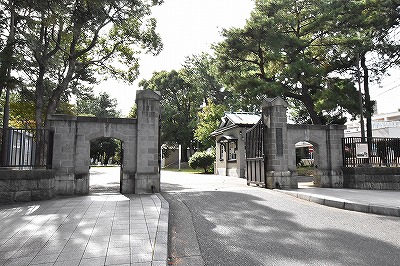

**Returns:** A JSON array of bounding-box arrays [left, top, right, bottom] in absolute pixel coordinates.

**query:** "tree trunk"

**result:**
[[44, 59, 76, 130], [181, 144, 189, 162], [0, 0, 16, 99], [301, 93, 322, 125], [35, 66, 45, 130], [360, 52, 372, 139]]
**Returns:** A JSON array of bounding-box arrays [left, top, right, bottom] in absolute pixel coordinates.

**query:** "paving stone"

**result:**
[[0, 194, 169, 266]]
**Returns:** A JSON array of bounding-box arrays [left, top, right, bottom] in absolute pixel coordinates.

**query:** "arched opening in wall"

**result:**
[[89, 137, 122, 194], [295, 141, 315, 188]]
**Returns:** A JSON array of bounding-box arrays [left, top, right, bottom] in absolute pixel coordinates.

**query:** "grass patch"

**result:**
[[297, 166, 314, 176], [162, 167, 204, 174]]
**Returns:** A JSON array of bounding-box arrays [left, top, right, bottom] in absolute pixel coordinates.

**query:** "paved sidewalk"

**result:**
[[276, 184, 400, 217], [0, 193, 169, 266]]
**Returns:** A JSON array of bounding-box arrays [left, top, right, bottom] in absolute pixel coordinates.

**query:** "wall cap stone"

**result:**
[[0, 169, 55, 180], [136, 89, 161, 100], [262, 96, 288, 108]]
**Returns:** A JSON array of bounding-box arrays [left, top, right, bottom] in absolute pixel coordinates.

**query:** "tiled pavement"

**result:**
[[0, 193, 169, 266]]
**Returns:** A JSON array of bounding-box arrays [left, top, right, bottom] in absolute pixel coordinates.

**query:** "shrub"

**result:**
[[188, 151, 215, 173]]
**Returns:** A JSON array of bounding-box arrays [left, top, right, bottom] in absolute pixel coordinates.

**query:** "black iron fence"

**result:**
[[342, 137, 400, 167], [246, 119, 266, 185], [0, 128, 54, 169]]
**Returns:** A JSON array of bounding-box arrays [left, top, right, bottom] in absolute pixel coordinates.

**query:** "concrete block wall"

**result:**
[[135, 90, 161, 193], [260, 97, 345, 189], [48, 89, 161, 196], [343, 167, 400, 190], [0, 170, 55, 203], [49, 116, 78, 195], [287, 124, 345, 188], [262, 97, 297, 189]]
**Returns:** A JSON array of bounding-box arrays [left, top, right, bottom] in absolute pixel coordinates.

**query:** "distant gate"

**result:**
[[245, 119, 266, 186]]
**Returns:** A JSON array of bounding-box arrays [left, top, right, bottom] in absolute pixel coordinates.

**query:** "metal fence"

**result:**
[[342, 137, 400, 167], [0, 128, 54, 169]]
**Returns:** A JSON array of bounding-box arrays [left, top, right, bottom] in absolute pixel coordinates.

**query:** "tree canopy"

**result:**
[[90, 137, 121, 165], [194, 101, 226, 149], [213, 0, 400, 124], [0, 0, 163, 129], [76, 90, 120, 118], [139, 70, 200, 161]]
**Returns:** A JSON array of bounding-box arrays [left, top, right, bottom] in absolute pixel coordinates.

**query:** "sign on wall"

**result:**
[[356, 143, 369, 158]]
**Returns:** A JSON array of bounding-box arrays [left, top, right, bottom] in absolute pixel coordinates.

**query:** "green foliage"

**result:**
[[1, 92, 36, 128], [76, 90, 120, 118], [90, 137, 121, 165], [188, 151, 215, 174], [0, 0, 163, 129], [1, 91, 75, 128], [127, 104, 137, 118], [213, 0, 400, 124], [181, 53, 230, 106], [194, 101, 226, 149], [297, 166, 314, 177], [139, 70, 201, 161]]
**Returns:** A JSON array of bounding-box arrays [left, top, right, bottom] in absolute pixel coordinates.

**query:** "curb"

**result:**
[[152, 193, 170, 266], [275, 190, 400, 218]]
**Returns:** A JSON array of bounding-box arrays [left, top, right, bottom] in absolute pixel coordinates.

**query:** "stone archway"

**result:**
[[49, 90, 160, 196], [260, 97, 345, 189]]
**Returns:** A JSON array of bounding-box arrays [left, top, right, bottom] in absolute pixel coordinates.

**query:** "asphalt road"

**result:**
[[160, 171, 400, 266]]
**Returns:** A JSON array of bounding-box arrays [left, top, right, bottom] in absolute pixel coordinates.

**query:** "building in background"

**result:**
[[345, 111, 400, 138]]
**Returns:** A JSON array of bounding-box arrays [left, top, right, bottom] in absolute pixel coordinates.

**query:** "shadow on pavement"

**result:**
[[181, 190, 400, 265], [161, 169, 400, 266]]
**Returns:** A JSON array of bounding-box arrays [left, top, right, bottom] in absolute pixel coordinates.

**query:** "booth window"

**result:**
[[219, 144, 225, 161], [228, 141, 237, 161]]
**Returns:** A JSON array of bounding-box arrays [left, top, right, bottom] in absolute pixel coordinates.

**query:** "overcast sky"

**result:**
[[96, 0, 400, 116]]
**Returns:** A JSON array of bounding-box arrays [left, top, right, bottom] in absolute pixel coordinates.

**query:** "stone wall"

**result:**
[[287, 124, 345, 188], [262, 97, 294, 189], [48, 89, 160, 196], [0, 169, 55, 203], [0, 90, 160, 202], [260, 97, 345, 189], [343, 167, 400, 190], [135, 90, 161, 193]]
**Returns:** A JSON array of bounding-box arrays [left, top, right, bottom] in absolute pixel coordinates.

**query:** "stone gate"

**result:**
[[246, 97, 345, 189], [49, 89, 160, 195]]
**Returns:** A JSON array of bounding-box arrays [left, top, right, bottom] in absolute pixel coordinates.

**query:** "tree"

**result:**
[[0, 0, 163, 131], [333, 0, 400, 136], [181, 53, 230, 106], [90, 137, 120, 165], [0, 90, 74, 128], [213, 0, 398, 124], [195, 101, 226, 149], [127, 103, 137, 118], [0, 0, 20, 99], [76, 90, 120, 118], [139, 70, 202, 162]]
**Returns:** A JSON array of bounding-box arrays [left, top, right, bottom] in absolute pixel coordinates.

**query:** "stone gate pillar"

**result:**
[[48, 115, 78, 195], [135, 90, 161, 193], [314, 125, 345, 188], [262, 97, 297, 189]]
